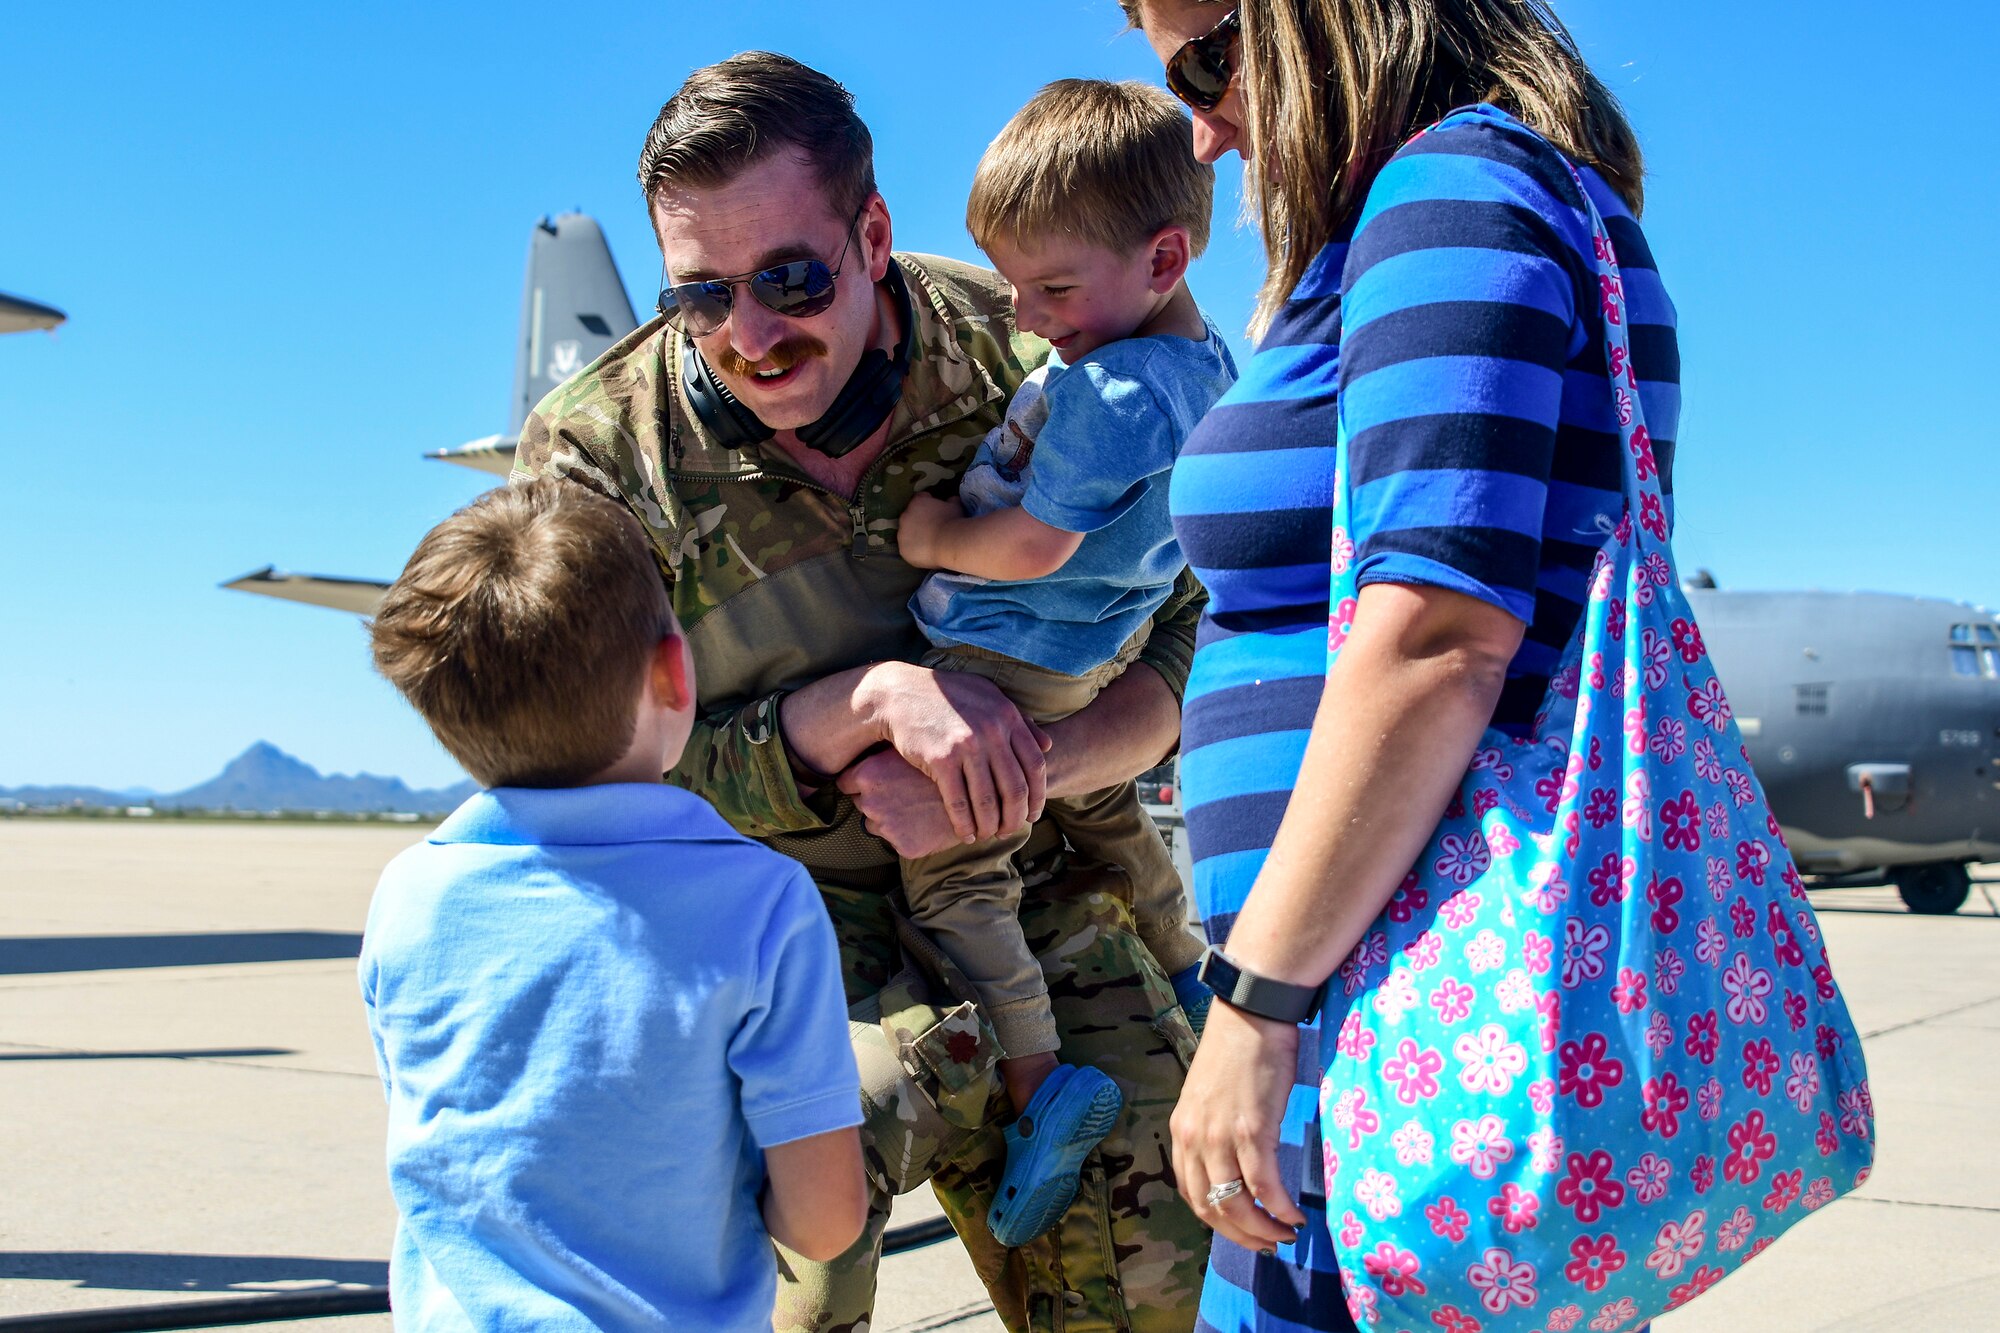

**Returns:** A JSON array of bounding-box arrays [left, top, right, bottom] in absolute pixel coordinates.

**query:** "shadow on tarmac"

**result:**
[[0, 1252, 387, 1293], [0, 1048, 295, 1062], [0, 932, 363, 976], [1810, 904, 2000, 919]]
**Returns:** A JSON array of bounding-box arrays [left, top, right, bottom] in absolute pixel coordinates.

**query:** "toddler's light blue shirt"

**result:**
[[911, 317, 1237, 676], [359, 783, 859, 1332]]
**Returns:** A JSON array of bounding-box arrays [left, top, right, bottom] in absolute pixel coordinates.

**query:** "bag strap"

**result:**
[[1565, 162, 1669, 548]]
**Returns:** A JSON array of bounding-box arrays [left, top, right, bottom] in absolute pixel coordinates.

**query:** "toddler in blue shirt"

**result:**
[[896, 79, 1236, 1248], [360, 479, 865, 1331]]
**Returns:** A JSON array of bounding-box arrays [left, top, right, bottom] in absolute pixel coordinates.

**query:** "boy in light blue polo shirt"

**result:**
[[360, 479, 865, 1331], [894, 80, 1235, 1249]]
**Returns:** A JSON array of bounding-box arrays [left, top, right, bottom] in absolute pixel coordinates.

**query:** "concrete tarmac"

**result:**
[[1, 819, 1994, 1330]]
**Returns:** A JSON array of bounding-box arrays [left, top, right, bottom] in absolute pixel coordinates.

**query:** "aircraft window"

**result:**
[[1951, 624, 1973, 642], [1978, 625, 1999, 644], [577, 314, 612, 336], [1984, 647, 2000, 679], [1794, 684, 1830, 716], [1952, 646, 1980, 676]]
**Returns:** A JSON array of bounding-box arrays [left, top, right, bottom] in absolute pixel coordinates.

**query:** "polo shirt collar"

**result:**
[[429, 783, 735, 847]]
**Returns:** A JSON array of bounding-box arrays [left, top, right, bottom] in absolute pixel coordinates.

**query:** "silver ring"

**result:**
[[1204, 1178, 1245, 1208]]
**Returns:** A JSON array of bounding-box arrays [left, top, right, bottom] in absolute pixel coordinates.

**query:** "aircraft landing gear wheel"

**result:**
[[1895, 862, 1971, 915]]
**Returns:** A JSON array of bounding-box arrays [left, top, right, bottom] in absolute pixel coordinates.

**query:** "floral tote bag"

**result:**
[[1315, 159, 1875, 1333]]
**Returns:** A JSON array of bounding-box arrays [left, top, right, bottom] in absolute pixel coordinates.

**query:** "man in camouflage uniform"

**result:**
[[514, 52, 1209, 1332]]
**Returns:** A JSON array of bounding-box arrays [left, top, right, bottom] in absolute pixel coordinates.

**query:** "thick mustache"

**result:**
[[719, 335, 827, 379]]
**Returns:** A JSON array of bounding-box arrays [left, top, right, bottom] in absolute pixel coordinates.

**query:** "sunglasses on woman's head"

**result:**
[[1166, 8, 1240, 113], [656, 203, 864, 337]]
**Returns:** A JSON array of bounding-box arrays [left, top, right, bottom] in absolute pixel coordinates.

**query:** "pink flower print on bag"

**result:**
[[1316, 156, 1872, 1330], [1466, 1247, 1540, 1316], [1448, 1115, 1516, 1180], [1363, 1243, 1427, 1298]]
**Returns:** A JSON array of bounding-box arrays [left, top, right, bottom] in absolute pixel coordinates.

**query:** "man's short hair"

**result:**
[[370, 479, 675, 790], [966, 79, 1214, 258], [637, 51, 876, 221]]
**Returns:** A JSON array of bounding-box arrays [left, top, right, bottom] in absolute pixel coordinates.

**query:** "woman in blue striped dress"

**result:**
[[1125, 2, 1679, 1328]]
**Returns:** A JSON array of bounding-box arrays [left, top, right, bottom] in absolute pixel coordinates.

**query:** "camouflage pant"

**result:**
[[773, 859, 1209, 1333]]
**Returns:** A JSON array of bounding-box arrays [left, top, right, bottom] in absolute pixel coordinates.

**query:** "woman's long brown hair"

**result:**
[[1147, 0, 1644, 337]]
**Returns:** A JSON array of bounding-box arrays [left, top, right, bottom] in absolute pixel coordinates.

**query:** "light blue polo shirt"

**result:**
[[359, 783, 860, 1332]]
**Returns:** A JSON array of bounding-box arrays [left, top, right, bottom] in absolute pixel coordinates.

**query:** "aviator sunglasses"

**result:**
[[1165, 8, 1241, 113], [655, 202, 865, 336]]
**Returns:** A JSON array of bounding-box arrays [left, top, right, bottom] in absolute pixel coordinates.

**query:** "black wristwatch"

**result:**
[[1197, 947, 1329, 1025]]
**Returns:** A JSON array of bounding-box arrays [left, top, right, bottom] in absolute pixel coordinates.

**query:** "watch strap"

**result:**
[[1197, 946, 1328, 1025]]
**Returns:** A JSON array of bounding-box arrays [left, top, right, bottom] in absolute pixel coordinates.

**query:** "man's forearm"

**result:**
[[1040, 661, 1180, 799], [776, 663, 889, 783], [668, 702, 827, 838]]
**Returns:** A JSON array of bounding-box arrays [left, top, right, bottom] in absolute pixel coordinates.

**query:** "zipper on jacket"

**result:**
[[848, 501, 870, 557], [671, 447, 910, 564]]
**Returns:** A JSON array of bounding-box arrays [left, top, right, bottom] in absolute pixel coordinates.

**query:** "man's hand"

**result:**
[[895, 491, 960, 570], [837, 749, 968, 860], [858, 663, 1050, 843]]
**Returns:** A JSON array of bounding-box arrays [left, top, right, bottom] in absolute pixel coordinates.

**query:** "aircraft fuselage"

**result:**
[[1690, 589, 2000, 874]]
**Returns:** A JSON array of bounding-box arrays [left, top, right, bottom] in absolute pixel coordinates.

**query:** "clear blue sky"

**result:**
[[4, 2, 1995, 792]]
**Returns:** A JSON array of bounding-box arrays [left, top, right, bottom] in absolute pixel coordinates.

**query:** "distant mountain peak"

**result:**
[[1, 742, 477, 815], [221, 741, 321, 781]]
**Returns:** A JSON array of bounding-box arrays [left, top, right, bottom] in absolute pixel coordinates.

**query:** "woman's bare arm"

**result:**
[[1172, 581, 1524, 1252]]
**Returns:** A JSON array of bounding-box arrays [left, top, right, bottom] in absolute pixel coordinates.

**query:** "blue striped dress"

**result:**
[[1169, 104, 1681, 1333]]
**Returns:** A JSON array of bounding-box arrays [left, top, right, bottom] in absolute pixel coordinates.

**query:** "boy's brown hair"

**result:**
[[966, 79, 1214, 258], [369, 479, 675, 789]]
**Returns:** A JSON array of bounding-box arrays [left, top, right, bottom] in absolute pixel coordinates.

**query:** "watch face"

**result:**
[[1197, 949, 1239, 994]]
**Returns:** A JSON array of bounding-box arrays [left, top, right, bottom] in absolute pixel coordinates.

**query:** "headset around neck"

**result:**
[[679, 262, 915, 461]]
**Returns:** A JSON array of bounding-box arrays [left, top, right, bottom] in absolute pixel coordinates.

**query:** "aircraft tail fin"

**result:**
[[509, 214, 638, 433]]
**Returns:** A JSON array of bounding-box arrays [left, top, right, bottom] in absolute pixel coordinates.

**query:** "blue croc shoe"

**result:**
[[987, 1063, 1124, 1248], [1169, 964, 1214, 1039]]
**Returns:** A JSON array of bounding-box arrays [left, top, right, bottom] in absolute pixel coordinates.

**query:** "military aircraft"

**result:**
[[1142, 588, 2000, 917], [222, 212, 635, 611], [225, 217, 1998, 916], [0, 290, 66, 334], [1687, 582, 2000, 914]]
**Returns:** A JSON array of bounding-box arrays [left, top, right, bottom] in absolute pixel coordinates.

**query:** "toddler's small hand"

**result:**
[[897, 491, 959, 569]]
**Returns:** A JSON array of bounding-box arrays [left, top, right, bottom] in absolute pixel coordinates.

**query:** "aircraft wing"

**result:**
[[427, 434, 519, 477], [0, 291, 66, 334], [222, 567, 387, 616], [224, 212, 633, 618]]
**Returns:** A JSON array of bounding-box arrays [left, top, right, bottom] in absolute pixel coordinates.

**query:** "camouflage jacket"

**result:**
[[514, 253, 1203, 883]]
